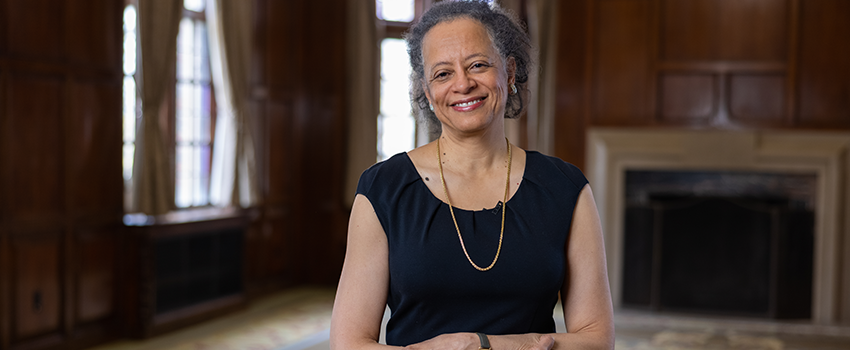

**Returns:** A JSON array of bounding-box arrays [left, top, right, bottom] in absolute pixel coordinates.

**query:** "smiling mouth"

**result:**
[[451, 97, 486, 107]]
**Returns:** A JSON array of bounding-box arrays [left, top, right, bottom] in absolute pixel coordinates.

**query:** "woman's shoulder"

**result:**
[[357, 152, 419, 196], [525, 150, 588, 190]]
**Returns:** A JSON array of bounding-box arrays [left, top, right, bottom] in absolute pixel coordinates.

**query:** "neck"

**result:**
[[437, 124, 508, 176]]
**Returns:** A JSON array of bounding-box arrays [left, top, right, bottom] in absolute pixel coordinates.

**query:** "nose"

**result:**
[[451, 70, 476, 94]]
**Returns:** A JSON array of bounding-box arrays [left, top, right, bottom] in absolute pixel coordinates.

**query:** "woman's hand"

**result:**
[[491, 334, 555, 350], [403, 333, 477, 350], [404, 333, 555, 350]]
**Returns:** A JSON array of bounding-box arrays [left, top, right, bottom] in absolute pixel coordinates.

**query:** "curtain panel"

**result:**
[[207, 0, 259, 208], [131, 0, 182, 215], [526, 0, 559, 155], [498, 0, 559, 154]]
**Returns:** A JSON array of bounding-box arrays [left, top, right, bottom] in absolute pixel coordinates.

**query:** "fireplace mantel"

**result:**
[[586, 128, 850, 325]]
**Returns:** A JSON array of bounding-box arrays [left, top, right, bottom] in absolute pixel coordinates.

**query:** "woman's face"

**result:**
[[421, 18, 514, 136]]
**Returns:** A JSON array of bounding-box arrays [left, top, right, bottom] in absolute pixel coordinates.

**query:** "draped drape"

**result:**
[[207, 0, 259, 208], [344, 0, 381, 205], [525, 0, 559, 155], [131, 0, 182, 215], [498, 0, 559, 154]]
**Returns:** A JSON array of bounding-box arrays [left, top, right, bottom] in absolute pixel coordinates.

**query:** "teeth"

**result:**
[[455, 99, 481, 107]]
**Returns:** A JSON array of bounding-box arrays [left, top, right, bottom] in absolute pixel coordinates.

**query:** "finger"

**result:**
[[536, 335, 555, 350]]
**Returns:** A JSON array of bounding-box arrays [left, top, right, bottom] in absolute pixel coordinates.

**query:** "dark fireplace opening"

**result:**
[[622, 171, 815, 319]]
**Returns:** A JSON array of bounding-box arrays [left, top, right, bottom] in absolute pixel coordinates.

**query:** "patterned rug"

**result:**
[[168, 295, 334, 350], [88, 288, 336, 350], [616, 330, 785, 350], [90, 289, 850, 350]]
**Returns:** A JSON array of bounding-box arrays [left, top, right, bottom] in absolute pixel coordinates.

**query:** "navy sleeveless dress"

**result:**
[[355, 150, 588, 346]]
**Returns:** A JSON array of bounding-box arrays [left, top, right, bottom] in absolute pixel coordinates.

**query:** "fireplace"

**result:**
[[586, 129, 850, 325], [621, 170, 815, 318]]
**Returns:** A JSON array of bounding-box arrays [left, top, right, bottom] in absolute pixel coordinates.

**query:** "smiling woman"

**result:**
[[420, 17, 514, 136], [331, 1, 614, 350]]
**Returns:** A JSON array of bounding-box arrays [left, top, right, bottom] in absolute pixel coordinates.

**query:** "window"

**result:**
[[122, 3, 138, 208], [122, 0, 217, 211], [376, 0, 431, 161], [376, 0, 415, 22], [175, 0, 215, 208]]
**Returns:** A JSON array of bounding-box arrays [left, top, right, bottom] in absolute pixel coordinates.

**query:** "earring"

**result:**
[[510, 84, 517, 95], [429, 103, 434, 111]]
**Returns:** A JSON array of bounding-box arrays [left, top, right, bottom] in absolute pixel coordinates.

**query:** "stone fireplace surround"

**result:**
[[586, 128, 850, 325]]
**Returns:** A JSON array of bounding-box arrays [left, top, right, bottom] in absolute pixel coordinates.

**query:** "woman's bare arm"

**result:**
[[330, 194, 401, 350], [552, 184, 615, 349]]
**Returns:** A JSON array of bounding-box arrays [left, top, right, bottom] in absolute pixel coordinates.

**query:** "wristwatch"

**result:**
[[476, 332, 491, 350]]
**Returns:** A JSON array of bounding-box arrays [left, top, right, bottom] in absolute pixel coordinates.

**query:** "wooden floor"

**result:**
[[86, 287, 850, 350]]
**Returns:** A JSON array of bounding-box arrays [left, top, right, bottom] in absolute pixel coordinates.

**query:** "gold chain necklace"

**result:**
[[437, 137, 511, 271]]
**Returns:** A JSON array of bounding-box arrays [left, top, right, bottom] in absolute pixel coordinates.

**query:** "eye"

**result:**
[[470, 62, 489, 70], [432, 71, 450, 81]]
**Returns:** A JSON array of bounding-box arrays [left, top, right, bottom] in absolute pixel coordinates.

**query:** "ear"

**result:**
[[506, 56, 517, 85], [422, 80, 433, 106]]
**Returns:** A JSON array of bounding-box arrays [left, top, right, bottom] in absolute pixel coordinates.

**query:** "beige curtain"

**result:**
[[497, 0, 559, 154], [498, 0, 524, 144], [344, 0, 381, 206], [526, 0, 559, 155], [131, 0, 182, 215], [207, 0, 259, 208]]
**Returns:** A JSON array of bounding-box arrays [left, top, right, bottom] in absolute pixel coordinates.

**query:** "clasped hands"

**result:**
[[403, 332, 555, 350]]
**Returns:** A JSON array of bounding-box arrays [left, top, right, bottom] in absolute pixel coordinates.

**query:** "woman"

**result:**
[[331, 1, 613, 349]]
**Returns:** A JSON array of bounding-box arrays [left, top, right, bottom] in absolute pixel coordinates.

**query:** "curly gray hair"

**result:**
[[404, 0, 532, 135]]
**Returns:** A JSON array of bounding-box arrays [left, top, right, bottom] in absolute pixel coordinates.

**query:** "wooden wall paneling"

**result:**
[[0, 64, 8, 349], [265, 101, 291, 207], [553, 0, 588, 168], [797, 0, 850, 127], [305, 0, 346, 284], [0, 0, 7, 54], [6, 74, 64, 221], [658, 73, 716, 124], [661, 0, 787, 62], [266, 0, 298, 93], [660, 0, 713, 61], [67, 80, 123, 219], [261, 0, 348, 285], [591, 0, 652, 126], [717, 0, 787, 62], [75, 228, 116, 325], [645, 0, 660, 130], [65, 0, 120, 69], [1, 231, 9, 349], [250, 0, 267, 90], [250, 0, 289, 293], [7, 0, 63, 60], [265, 216, 291, 282], [784, 0, 800, 126], [12, 234, 62, 341], [728, 74, 785, 124], [254, 100, 291, 288]]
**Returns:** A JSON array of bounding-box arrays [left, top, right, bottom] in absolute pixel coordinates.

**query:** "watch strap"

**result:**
[[476, 332, 491, 350]]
